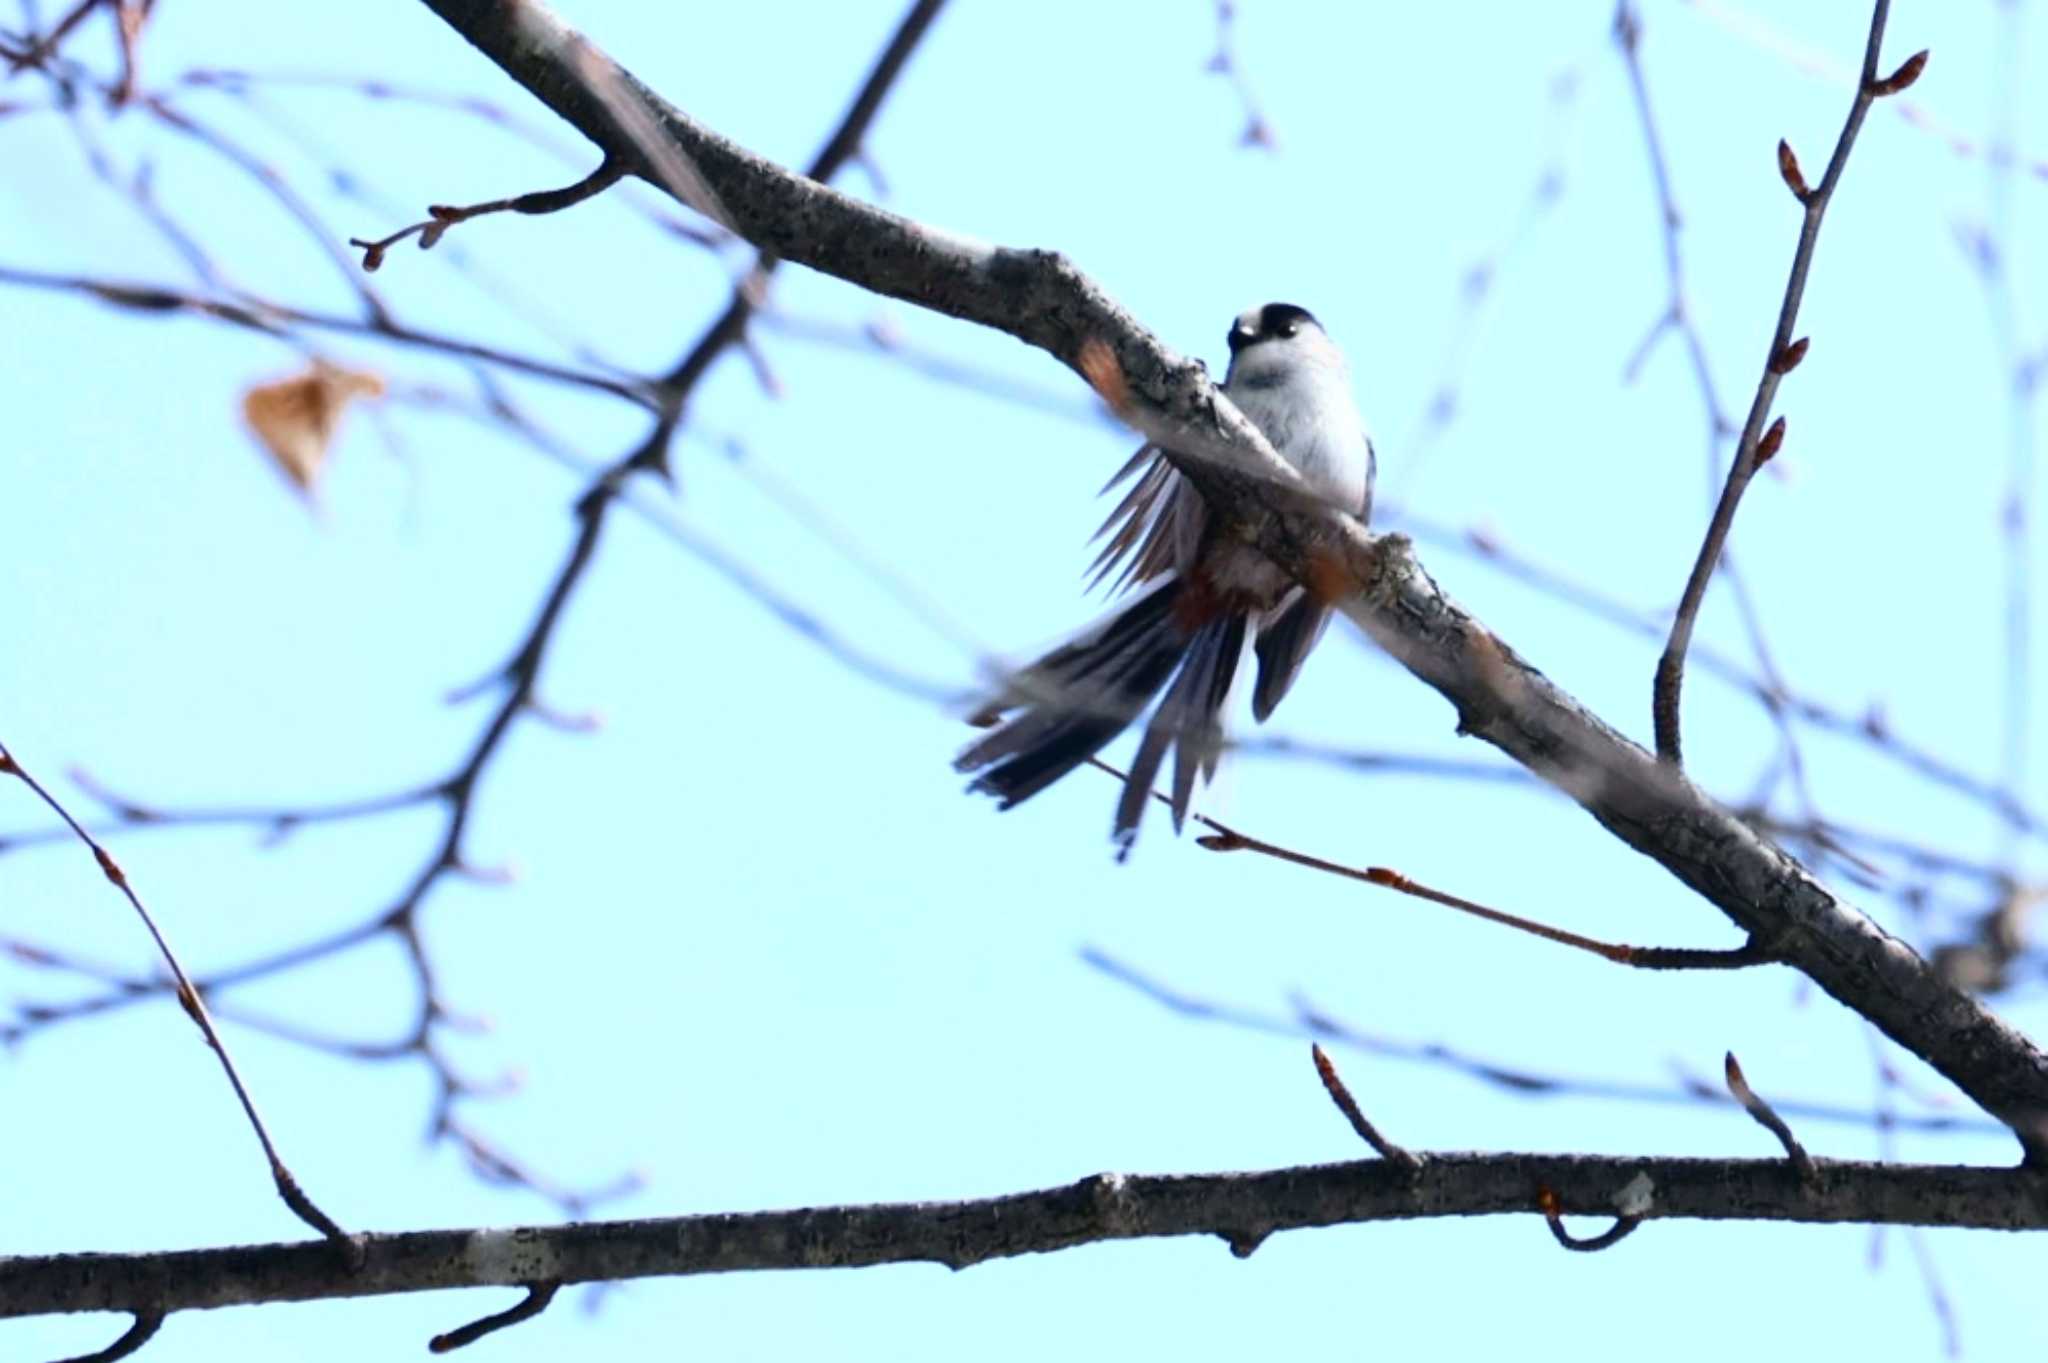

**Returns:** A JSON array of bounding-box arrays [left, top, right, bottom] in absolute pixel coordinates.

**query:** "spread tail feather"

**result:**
[[957, 576, 1188, 809], [958, 574, 1244, 851], [1251, 589, 1333, 722], [1114, 611, 1245, 856]]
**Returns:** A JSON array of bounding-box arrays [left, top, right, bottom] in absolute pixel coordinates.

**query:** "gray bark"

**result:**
[[8, 1154, 2048, 1319]]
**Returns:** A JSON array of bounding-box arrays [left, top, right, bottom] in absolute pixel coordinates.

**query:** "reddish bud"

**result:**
[[1753, 416, 1787, 467], [1770, 336, 1810, 374], [1868, 49, 1928, 97], [1777, 140, 1810, 201], [92, 844, 127, 888]]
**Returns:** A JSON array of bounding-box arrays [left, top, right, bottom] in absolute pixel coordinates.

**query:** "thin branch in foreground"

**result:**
[[0, 741, 351, 1248], [1651, 0, 1926, 762], [428, 1282, 560, 1353], [10, 1155, 2048, 1324], [1084, 755, 1769, 971], [348, 157, 624, 271], [1724, 1050, 1818, 1185], [1310, 1044, 1421, 1170]]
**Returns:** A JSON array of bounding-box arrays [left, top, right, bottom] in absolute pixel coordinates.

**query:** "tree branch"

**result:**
[[395, 0, 2048, 1159], [1649, 0, 1927, 762], [0, 742, 352, 1248], [7, 1155, 2048, 1323]]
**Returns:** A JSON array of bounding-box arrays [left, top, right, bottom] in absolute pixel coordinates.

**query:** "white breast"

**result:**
[[1227, 363, 1372, 516]]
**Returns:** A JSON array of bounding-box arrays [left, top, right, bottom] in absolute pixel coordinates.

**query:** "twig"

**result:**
[[1428, 513, 2048, 840], [1083, 950, 1994, 1137], [1724, 1051, 1818, 1184], [1310, 1044, 1421, 1169], [1650, 1, 1926, 762], [349, 158, 624, 270], [429, 1282, 560, 1353], [3, 0, 101, 71], [1905, 1222, 1962, 1359], [1537, 1182, 1644, 1252], [49, 1309, 163, 1363], [1204, 1, 1275, 148], [0, 264, 652, 404], [140, 95, 391, 321], [1392, 56, 1579, 488], [1614, 1, 1840, 878], [0, 741, 352, 1247], [1085, 754, 1769, 971]]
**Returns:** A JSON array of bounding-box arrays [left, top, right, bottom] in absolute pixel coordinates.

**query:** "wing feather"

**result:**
[[1086, 443, 1205, 596]]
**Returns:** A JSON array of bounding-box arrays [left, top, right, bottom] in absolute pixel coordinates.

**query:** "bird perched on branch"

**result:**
[[956, 302, 1376, 855]]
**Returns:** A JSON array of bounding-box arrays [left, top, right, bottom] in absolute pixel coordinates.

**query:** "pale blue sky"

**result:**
[[4, 2, 2046, 1359]]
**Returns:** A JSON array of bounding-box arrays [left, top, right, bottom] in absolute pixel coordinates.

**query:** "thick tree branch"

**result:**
[[7, 1155, 2048, 1322], [401, 0, 2048, 1159]]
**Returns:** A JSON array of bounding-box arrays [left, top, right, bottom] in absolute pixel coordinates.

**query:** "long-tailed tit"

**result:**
[[957, 302, 1376, 854]]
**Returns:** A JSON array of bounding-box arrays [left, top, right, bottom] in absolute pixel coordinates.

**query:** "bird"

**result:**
[[956, 302, 1376, 855]]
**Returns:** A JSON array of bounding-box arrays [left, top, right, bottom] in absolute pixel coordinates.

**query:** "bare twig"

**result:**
[[3, 0, 102, 71], [1537, 1182, 1644, 1252], [1084, 950, 1993, 1137], [1650, 2, 1925, 761], [1310, 1044, 1421, 1169], [1087, 754, 1768, 971], [49, 1309, 163, 1363], [1430, 514, 2048, 841], [428, 1282, 560, 1353], [1614, 0, 1827, 844], [0, 265, 652, 404], [1905, 1221, 1963, 1359], [0, 741, 351, 1246], [349, 157, 624, 270], [1724, 1051, 1818, 1184], [1204, 1, 1275, 148]]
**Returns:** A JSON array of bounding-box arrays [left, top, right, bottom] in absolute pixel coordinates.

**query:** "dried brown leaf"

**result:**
[[242, 362, 386, 499]]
